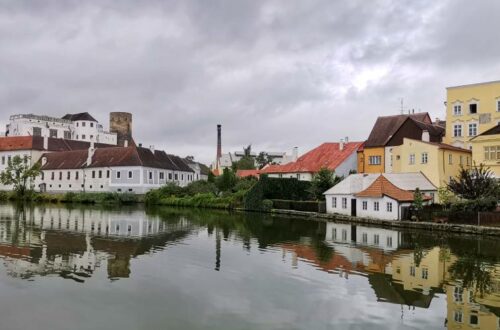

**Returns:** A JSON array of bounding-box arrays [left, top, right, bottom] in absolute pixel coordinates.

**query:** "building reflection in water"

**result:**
[[0, 205, 193, 281], [280, 222, 500, 329]]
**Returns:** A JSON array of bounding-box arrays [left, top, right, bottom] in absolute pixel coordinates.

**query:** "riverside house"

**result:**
[[260, 140, 363, 181], [324, 173, 436, 220]]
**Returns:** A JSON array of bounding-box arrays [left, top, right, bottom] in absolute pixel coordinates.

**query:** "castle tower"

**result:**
[[110, 112, 134, 147]]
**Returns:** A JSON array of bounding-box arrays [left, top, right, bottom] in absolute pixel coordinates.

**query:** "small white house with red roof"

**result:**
[[260, 140, 363, 181]]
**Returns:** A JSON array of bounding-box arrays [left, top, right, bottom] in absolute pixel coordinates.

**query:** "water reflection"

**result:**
[[0, 203, 498, 329]]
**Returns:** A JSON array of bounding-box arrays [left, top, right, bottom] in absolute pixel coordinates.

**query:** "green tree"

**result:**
[[309, 167, 340, 200], [232, 145, 256, 171], [447, 164, 499, 200], [0, 155, 41, 199], [216, 168, 238, 192], [207, 171, 216, 183], [437, 186, 455, 208]]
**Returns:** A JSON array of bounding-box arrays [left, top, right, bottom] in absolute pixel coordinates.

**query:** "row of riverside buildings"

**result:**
[[244, 80, 500, 220], [0, 112, 209, 194]]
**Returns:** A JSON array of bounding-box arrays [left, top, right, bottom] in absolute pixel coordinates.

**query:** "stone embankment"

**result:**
[[237, 208, 500, 237]]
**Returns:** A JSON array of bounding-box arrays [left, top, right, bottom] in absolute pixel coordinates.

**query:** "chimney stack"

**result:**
[[216, 124, 222, 169], [150, 145, 155, 153], [339, 138, 345, 151], [87, 145, 95, 166], [292, 146, 298, 160], [43, 136, 48, 150]]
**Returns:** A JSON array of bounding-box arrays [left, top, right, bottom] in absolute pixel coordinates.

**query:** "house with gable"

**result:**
[[358, 112, 445, 174], [260, 140, 363, 181]]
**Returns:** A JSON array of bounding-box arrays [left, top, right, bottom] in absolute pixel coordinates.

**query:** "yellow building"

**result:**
[[393, 138, 472, 188], [471, 125, 500, 178], [357, 146, 385, 173], [445, 80, 500, 150]]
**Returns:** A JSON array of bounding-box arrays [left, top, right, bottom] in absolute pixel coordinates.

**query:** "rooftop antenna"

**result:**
[[400, 98, 404, 114]]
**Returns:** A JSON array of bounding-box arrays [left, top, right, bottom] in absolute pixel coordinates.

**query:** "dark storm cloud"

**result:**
[[0, 0, 499, 164]]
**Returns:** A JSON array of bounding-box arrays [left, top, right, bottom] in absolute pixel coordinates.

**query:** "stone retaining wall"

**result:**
[[237, 208, 500, 237]]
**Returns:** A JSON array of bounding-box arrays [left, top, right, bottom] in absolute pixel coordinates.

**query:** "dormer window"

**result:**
[[453, 104, 462, 115], [469, 103, 477, 114]]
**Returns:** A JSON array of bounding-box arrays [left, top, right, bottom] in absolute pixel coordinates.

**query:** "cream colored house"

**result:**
[[471, 124, 500, 178], [392, 138, 472, 188], [445, 80, 500, 150]]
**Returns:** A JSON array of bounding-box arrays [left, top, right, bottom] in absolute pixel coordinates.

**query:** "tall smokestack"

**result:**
[[216, 124, 222, 169]]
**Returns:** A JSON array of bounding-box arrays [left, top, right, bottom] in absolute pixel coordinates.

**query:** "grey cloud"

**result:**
[[0, 0, 499, 164]]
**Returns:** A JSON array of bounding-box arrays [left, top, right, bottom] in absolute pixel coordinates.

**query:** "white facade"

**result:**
[[35, 165, 195, 194], [325, 223, 402, 251], [6, 114, 117, 145]]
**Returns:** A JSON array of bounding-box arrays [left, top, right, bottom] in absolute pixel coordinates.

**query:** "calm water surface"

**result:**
[[0, 203, 498, 330]]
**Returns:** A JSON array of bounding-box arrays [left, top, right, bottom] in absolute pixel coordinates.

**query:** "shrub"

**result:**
[[262, 199, 273, 211]]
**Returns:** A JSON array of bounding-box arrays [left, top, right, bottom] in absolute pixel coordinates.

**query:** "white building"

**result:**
[[183, 158, 210, 181], [325, 223, 403, 252], [261, 141, 363, 181], [36, 145, 195, 193], [6, 112, 117, 145], [324, 173, 436, 221], [215, 148, 298, 170]]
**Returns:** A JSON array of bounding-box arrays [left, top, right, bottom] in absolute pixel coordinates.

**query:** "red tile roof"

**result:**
[[260, 142, 363, 174], [40, 146, 194, 172], [236, 169, 260, 178], [0, 136, 114, 152], [355, 175, 432, 202]]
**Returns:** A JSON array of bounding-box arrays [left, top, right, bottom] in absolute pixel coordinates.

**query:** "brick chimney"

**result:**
[[216, 124, 222, 169]]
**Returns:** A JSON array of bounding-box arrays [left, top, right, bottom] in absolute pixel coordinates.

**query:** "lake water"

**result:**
[[0, 203, 498, 330]]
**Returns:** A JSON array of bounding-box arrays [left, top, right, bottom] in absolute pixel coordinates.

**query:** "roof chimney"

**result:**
[[339, 138, 345, 151], [422, 130, 430, 142], [87, 145, 95, 166], [150, 145, 155, 153], [43, 136, 48, 150], [292, 146, 298, 160]]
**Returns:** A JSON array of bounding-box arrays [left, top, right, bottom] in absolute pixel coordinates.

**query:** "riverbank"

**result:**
[[237, 208, 500, 237]]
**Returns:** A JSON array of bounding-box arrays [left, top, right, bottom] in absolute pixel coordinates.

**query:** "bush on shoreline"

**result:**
[[0, 191, 139, 205]]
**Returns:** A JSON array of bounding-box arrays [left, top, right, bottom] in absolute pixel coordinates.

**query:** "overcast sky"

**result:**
[[1, 0, 499, 164]]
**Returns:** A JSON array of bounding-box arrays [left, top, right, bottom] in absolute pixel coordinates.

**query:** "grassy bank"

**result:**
[[0, 191, 140, 205]]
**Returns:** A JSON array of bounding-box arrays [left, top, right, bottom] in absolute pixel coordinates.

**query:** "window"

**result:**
[[51, 172, 55, 180], [332, 228, 337, 240], [149, 171, 153, 180], [98, 170, 102, 178], [449, 154, 453, 164], [33, 127, 42, 136], [168, 173, 173, 180], [469, 103, 477, 114], [76, 135, 79, 140], [497, 100, 500, 112], [387, 236, 392, 247], [484, 146, 500, 161], [453, 124, 462, 137], [369, 155, 381, 165], [76, 122, 79, 127], [41, 172, 44, 180], [90, 135, 94, 140], [362, 201, 367, 210], [341, 229, 347, 241], [373, 234, 379, 245], [92, 171, 95, 178], [90, 122, 94, 127], [76, 172, 79, 180], [181, 174, 184, 180], [468, 123, 477, 136], [421, 152, 428, 164], [116, 171, 121, 179], [67, 171, 70, 180], [374, 201, 379, 211], [387, 202, 393, 212], [342, 197, 347, 209], [332, 197, 337, 208], [453, 104, 462, 115], [454, 287, 463, 302], [362, 233, 368, 243], [106, 170, 110, 178], [64, 131, 71, 139], [59, 172, 62, 180], [82, 134, 86, 140], [410, 266, 415, 277], [422, 268, 428, 279], [1, 156, 4, 165], [174, 173, 178, 180], [82, 122, 86, 127], [454, 311, 463, 323], [469, 314, 479, 326], [159, 172, 164, 180], [49, 129, 58, 138], [409, 154, 415, 165]]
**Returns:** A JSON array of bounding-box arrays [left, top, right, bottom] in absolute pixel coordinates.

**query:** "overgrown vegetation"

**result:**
[[0, 191, 139, 204], [308, 167, 341, 200], [447, 164, 499, 200], [145, 174, 258, 209], [0, 155, 41, 200]]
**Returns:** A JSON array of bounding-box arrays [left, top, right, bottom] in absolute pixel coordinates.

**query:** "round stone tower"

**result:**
[[110, 112, 134, 147]]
